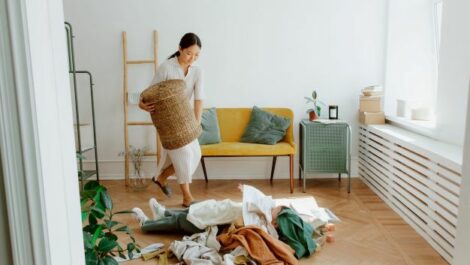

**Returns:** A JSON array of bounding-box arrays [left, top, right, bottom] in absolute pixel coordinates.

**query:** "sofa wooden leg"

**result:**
[[270, 156, 277, 182], [201, 157, 208, 183], [289, 154, 294, 193]]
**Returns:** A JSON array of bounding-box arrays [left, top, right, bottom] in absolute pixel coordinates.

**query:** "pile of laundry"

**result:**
[[127, 185, 340, 265]]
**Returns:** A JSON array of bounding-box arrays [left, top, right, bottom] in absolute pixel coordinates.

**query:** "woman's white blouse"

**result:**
[[150, 56, 205, 101]]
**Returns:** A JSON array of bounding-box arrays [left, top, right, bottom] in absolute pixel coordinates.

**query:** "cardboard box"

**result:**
[[359, 95, 382, 112], [359, 111, 385, 124]]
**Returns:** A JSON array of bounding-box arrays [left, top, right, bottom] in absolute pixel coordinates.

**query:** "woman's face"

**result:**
[[178, 44, 200, 66]]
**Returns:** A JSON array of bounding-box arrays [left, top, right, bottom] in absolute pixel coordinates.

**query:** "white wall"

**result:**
[[63, 0, 387, 180], [434, 0, 470, 146], [384, 0, 439, 117]]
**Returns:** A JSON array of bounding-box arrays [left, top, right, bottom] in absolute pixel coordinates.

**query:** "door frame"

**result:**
[[0, 0, 84, 264]]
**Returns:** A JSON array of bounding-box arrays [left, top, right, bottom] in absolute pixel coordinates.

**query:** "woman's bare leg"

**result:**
[[180, 183, 194, 207], [157, 165, 175, 185]]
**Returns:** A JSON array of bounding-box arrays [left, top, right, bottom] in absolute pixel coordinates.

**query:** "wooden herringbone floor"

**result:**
[[106, 178, 448, 265]]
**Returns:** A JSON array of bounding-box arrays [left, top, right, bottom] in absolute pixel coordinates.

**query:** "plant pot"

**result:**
[[309, 111, 318, 121]]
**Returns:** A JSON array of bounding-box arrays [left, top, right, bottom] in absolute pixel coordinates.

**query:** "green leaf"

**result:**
[[104, 220, 119, 229], [312, 90, 317, 100], [80, 190, 96, 201], [104, 232, 118, 241], [103, 256, 118, 265], [127, 243, 135, 252], [97, 237, 117, 252], [85, 250, 98, 265], [114, 226, 129, 233], [92, 187, 105, 205], [91, 225, 103, 246], [84, 181, 100, 191], [118, 252, 126, 259], [83, 224, 99, 234], [101, 191, 113, 211], [304, 97, 314, 103], [127, 242, 135, 260], [83, 231, 94, 250], [89, 212, 97, 225], [113, 210, 134, 215], [91, 206, 106, 219]]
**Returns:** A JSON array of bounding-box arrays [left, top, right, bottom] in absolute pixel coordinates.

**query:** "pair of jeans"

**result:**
[[141, 209, 203, 235]]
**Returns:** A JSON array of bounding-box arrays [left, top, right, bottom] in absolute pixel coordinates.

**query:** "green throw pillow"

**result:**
[[241, 106, 291, 145], [198, 108, 221, 145]]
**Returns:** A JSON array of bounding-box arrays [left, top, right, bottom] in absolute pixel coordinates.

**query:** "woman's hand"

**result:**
[[139, 96, 156, 113]]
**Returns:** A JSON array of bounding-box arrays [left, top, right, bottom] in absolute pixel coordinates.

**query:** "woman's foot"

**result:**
[[132, 207, 148, 227], [152, 176, 172, 197], [182, 198, 196, 208], [148, 198, 166, 220]]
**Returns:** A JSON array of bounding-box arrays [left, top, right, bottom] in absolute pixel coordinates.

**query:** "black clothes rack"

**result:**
[[65, 22, 100, 189]]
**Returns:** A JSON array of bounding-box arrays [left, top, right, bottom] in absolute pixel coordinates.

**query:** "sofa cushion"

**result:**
[[201, 142, 295, 156], [241, 106, 291, 145], [198, 108, 221, 145]]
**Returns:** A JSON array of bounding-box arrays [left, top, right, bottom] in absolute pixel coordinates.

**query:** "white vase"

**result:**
[[396, 99, 410, 118]]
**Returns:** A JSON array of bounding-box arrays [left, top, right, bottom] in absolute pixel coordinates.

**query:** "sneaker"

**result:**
[[132, 207, 148, 227], [149, 198, 166, 220]]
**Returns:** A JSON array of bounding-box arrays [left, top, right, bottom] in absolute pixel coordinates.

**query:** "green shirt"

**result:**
[[277, 208, 316, 258]]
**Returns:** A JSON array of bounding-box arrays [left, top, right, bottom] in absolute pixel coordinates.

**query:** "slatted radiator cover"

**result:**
[[358, 124, 462, 263]]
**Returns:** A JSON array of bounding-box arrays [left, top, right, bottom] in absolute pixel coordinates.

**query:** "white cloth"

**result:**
[[150, 57, 204, 184], [187, 199, 243, 230], [242, 185, 278, 238], [150, 56, 204, 101], [223, 246, 249, 265], [181, 226, 221, 251], [156, 139, 201, 184], [274, 196, 340, 228], [169, 231, 223, 265]]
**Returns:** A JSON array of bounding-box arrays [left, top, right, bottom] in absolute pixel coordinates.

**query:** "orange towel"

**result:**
[[218, 225, 298, 265]]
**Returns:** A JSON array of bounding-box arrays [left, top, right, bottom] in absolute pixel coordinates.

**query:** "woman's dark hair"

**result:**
[[168, 33, 202, 59]]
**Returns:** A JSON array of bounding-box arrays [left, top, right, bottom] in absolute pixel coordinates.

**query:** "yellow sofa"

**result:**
[[200, 108, 297, 193]]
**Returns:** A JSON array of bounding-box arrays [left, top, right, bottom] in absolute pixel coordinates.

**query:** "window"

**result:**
[[384, 0, 443, 128]]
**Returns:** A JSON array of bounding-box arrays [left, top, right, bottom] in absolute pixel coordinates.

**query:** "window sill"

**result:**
[[385, 115, 436, 139]]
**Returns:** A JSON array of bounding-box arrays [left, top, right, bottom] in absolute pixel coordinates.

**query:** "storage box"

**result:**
[[359, 95, 382, 112], [362, 85, 384, 96], [359, 111, 385, 124]]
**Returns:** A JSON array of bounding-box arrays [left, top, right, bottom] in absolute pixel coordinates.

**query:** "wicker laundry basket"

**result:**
[[141, 79, 201, 150]]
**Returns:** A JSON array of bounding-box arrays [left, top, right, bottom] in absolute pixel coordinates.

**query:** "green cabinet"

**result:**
[[299, 120, 351, 193]]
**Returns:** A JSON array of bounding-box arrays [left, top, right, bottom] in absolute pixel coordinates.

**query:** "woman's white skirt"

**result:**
[[156, 138, 201, 184]]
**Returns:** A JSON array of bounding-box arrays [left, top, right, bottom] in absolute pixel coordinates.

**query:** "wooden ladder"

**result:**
[[122, 30, 162, 186]]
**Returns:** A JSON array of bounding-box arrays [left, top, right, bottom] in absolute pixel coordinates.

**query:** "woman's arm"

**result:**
[[194, 100, 203, 124], [140, 63, 167, 113], [139, 96, 155, 113]]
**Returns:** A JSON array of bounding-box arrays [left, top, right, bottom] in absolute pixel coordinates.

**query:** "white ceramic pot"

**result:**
[[396, 99, 409, 118]]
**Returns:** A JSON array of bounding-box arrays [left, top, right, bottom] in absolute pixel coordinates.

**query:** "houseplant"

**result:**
[[119, 145, 150, 191], [81, 180, 139, 265], [304, 90, 325, 121]]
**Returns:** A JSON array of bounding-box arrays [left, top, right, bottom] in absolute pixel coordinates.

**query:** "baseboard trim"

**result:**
[[82, 156, 359, 180]]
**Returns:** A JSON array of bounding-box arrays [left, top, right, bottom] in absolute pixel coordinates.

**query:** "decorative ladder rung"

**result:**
[[127, 121, 153, 126], [127, 60, 155, 64]]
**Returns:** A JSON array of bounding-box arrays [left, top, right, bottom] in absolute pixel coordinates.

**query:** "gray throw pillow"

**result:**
[[241, 106, 291, 145], [198, 108, 221, 145]]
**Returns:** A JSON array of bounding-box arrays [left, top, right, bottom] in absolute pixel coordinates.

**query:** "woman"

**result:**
[[139, 33, 204, 207]]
